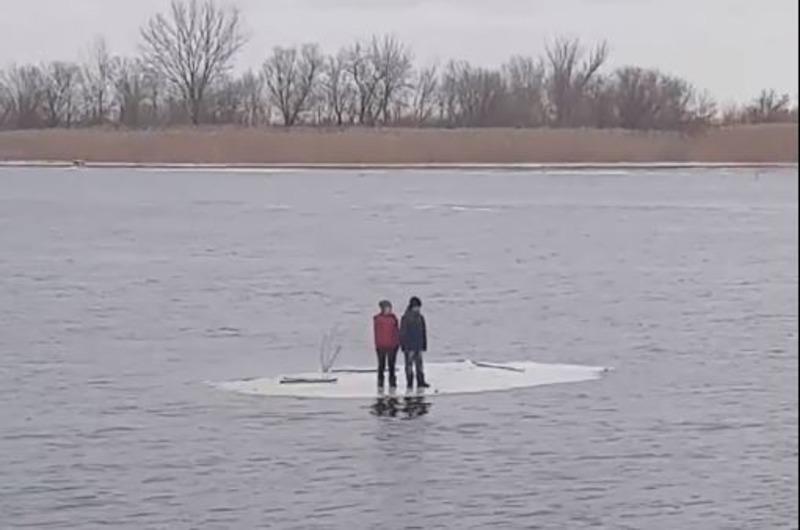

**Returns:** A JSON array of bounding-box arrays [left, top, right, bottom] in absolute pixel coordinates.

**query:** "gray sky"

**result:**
[[1, 0, 797, 103]]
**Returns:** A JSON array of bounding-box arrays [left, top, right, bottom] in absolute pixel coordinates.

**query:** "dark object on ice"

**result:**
[[279, 376, 338, 385]]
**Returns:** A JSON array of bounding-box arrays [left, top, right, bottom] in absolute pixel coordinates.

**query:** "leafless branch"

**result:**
[[42, 62, 80, 127], [263, 44, 323, 127], [140, 0, 246, 125]]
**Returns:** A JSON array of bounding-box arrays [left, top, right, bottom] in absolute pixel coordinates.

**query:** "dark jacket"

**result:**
[[373, 313, 400, 350], [400, 311, 427, 352]]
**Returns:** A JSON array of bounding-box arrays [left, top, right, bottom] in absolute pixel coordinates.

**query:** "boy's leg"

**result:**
[[414, 351, 427, 387], [387, 348, 398, 388], [376, 349, 387, 388], [403, 350, 414, 389]]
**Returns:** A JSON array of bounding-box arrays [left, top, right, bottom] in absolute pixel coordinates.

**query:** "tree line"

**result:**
[[1, 0, 797, 132]]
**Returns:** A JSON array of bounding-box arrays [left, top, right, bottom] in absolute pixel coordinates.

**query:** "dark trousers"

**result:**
[[376, 348, 398, 388], [404, 350, 426, 388]]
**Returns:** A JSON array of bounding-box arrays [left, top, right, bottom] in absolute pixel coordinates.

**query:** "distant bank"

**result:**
[[0, 124, 796, 167]]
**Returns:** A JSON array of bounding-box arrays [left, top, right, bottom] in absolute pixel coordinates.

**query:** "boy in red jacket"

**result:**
[[373, 300, 400, 391]]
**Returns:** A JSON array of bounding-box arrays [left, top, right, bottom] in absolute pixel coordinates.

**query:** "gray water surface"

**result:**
[[0, 168, 797, 529]]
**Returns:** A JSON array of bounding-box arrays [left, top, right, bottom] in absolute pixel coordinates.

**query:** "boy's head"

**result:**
[[379, 300, 393, 314], [408, 296, 422, 312]]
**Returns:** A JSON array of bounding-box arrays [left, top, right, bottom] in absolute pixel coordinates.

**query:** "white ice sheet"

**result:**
[[215, 360, 608, 399]]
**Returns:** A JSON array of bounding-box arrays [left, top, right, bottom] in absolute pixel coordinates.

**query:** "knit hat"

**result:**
[[408, 296, 422, 309]]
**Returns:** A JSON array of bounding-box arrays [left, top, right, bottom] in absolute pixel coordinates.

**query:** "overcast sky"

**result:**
[[0, 0, 796, 103]]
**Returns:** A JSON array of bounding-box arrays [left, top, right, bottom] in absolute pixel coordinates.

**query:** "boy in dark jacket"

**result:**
[[373, 300, 400, 390], [400, 296, 429, 390]]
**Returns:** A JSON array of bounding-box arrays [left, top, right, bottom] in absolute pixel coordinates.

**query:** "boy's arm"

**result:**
[[421, 316, 428, 352], [398, 315, 407, 351], [392, 315, 401, 346]]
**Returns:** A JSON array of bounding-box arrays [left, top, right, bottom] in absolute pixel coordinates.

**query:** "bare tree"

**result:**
[[688, 90, 717, 132], [345, 41, 382, 125], [411, 64, 439, 126], [239, 70, 267, 126], [80, 37, 116, 125], [113, 57, 161, 128], [143, 69, 168, 126], [746, 89, 793, 123], [613, 67, 662, 130], [464, 67, 507, 127], [654, 75, 698, 130], [0, 65, 46, 128], [42, 61, 80, 127], [545, 38, 608, 127], [263, 44, 324, 127], [0, 77, 9, 127], [441, 61, 508, 127], [114, 57, 143, 127], [581, 76, 616, 129], [0, 19, 776, 134], [720, 103, 742, 126], [609, 66, 716, 131], [208, 74, 242, 124], [437, 63, 458, 126], [321, 50, 355, 126], [140, 0, 246, 125], [205, 72, 269, 126], [370, 35, 413, 124], [503, 56, 546, 127], [0, 70, 13, 127]]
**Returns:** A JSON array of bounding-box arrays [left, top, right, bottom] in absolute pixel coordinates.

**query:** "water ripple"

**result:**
[[0, 168, 797, 529]]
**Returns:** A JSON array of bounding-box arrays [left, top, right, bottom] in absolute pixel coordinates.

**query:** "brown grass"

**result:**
[[0, 124, 796, 164]]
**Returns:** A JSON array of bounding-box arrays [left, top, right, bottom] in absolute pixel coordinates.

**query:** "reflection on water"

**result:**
[[370, 396, 432, 419]]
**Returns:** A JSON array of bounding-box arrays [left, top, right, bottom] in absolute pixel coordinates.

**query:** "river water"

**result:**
[[0, 167, 797, 529]]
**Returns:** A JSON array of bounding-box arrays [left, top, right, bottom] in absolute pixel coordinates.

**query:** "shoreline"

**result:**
[[0, 160, 797, 171]]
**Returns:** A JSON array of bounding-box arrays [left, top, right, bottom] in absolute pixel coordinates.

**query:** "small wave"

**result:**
[[449, 205, 496, 212], [412, 204, 496, 212], [204, 326, 242, 338], [192, 200, 243, 206]]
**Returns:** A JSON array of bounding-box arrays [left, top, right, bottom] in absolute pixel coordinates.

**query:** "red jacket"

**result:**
[[373, 313, 400, 350]]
